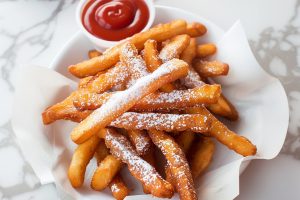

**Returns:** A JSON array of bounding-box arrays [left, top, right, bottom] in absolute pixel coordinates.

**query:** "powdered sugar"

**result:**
[[110, 112, 209, 132], [181, 66, 205, 89], [149, 131, 197, 200], [121, 43, 149, 86], [105, 130, 163, 187]]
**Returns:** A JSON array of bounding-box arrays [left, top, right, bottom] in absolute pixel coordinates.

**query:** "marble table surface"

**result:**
[[0, 0, 299, 199]]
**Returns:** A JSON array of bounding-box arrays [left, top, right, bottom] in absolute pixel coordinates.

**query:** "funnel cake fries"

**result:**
[[186, 107, 257, 156], [189, 136, 215, 179], [159, 34, 190, 62], [193, 60, 229, 78], [109, 175, 130, 200], [149, 130, 197, 200], [196, 43, 217, 58], [144, 39, 176, 92], [127, 130, 152, 156], [93, 142, 129, 199], [73, 85, 221, 111], [41, 20, 258, 200], [91, 154, 122, 191], [70, 58, 188, 144], [101, 128, 174, 198], [42, 63, 130, 125], [68, 136, 100, 188], [69, 19, 201, 78], [110, 112, 211, 133]]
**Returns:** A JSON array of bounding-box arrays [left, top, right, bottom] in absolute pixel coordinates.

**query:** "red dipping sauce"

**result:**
[[82, 0, 150, 41]]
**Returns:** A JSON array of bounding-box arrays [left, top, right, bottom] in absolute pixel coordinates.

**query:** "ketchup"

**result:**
[[82, 0, 150, 41]]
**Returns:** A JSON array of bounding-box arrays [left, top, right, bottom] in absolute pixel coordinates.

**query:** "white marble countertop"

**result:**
[[0, 0, 299, 199]]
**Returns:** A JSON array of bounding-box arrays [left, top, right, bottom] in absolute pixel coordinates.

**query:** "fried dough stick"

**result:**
[[68, 20, 207, 78], [144, 39, 175, 92], [149, 130, 197, 200], [159, 34, 191, 62], [110, 112, 211, 133], [99, 128, 174, 198], [176, 131, 195, 153], [68, 136, 100, 188], [189, 136, 215, 179], [73, 85, 221, 111], [186, 107, 257, 156], [178, 38, 238, 120], [193, 60, 229, 77], [42, 63, 130, 125], [91, 155, 122, 191], [126, 130, 152, 156], [109, 175, 130, 200], [70, 58, 189, 144], [93, 142, 129, 199], [196, 43, 217, 58]]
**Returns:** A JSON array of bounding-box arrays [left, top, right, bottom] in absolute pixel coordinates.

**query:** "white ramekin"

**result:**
[[76, 0, 155, 51]]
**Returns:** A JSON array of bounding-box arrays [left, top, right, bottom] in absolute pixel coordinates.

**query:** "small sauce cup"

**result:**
[[76, 0, 155, 51]]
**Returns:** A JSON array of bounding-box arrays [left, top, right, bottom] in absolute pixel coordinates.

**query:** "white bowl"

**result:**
[[76, 0, 156, 51], [38, 5, 288, 200]]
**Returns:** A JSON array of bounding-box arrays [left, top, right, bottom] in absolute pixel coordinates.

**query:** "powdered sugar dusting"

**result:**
[[80, 59, 183, 132], [159, 42, 181, 63], [181, 66, 205, 89], [110, 112, 209, 132], [105, 130, 164, 187], [110, 183, 120, 193], [121, 43, 149, 86], [149, 132, 197, 199]]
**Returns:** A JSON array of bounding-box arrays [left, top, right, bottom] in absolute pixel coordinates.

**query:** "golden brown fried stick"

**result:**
[[143, 39, 162, 72], [93, 139, 130, 198], [176, 130, 195, 153], [159, 34, 190, 62], [181, 38, 197, 65], [73, 85, 221, 111], [101, 128, 174, 198], [144, 39, 176, 92], [207, 94, 239, 121], [88, 49, 102, 59], [68, 136, 100, 188], [68, 20, 188, 78], [193, 60, 229, 77], [94, 140, 110, 163], [189, 136, 215, 179], [140, 143, 157, 194], [70, 58, 189, 144], [120, 42, 149, 86], [127, 130, 152, 156], [110, 112, 211, 133], [196, 43, 217, 58], [180, 38, 206, 88], [181, 44, 238, 120], [42, 63, 130, 125], [78, 76, 94, 89], [149, 130, 197, 200], [91, 155, 122, 191], [186, 107, 256, 156], [109, 175, 130, 200], [186, 22, 207, 37]]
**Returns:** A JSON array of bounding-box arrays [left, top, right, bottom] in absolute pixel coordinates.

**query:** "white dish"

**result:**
[[12, 5, 289, 200]]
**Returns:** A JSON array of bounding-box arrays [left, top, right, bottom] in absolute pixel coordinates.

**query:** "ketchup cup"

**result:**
[[76, 0, 155, 51]]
